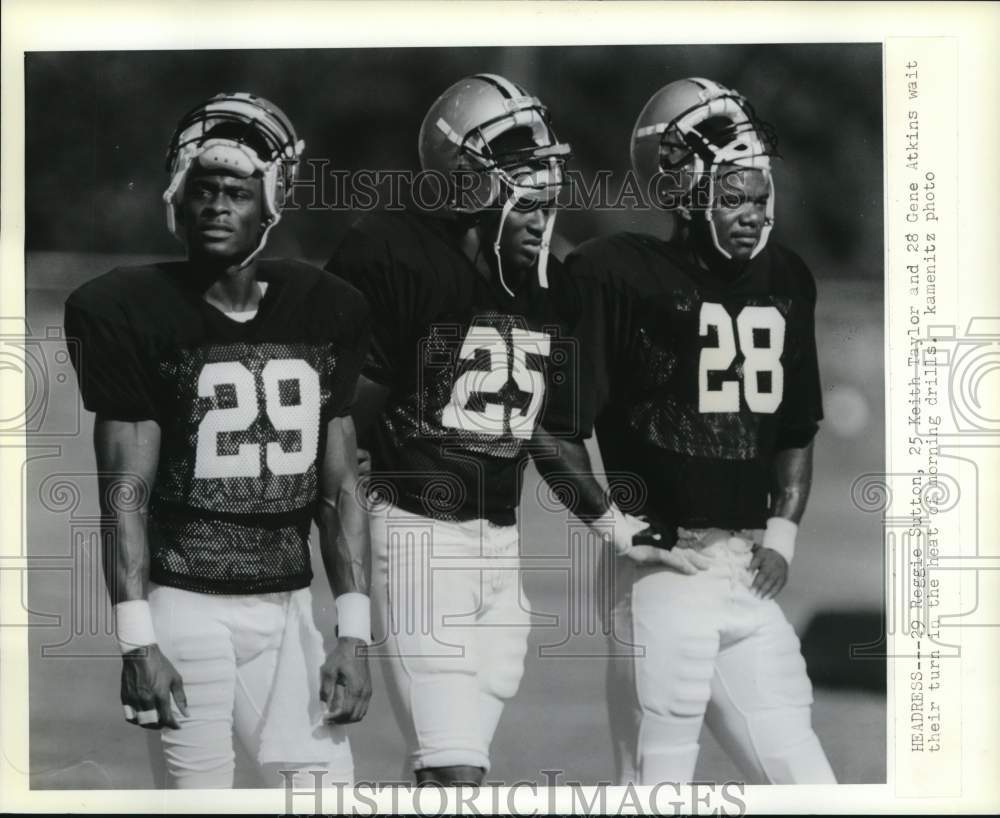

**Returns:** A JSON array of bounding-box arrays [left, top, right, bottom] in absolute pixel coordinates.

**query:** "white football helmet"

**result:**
[[631, 77, 778, 259], [163, 92, 305, 266], [419, 74, 571, 292]]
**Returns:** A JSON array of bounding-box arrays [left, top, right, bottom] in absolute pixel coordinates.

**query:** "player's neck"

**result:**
[[459, 224, 530, 295], [459, 225, 494, 283], [681, 236, 747, 282], [195, 260, 264, 313]]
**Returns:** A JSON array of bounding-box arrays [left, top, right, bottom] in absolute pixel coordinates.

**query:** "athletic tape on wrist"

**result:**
[[114, 600, 157, 652], [763, 516, 797, 565], [335, 592, 371, 643]]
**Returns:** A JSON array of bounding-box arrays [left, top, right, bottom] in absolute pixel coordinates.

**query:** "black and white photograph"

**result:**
[[3, 2, 998, 814], [19, 41, 885, 793]]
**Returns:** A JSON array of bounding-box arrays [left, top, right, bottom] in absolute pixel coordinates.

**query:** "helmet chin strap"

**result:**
[[665, 97, 775, 261], [489, 188, 558, 296], [537, 208, 556, 289], [492, 190, 519, 298], [694, 156, 774, 261], [236, 211, 281, 269], [164, 144, 284, 269], [703, 167, 774, 261]]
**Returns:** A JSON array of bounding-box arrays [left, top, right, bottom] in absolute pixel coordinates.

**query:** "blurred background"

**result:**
[[25, 44, 882, 275], [24, 44, 885, 788]]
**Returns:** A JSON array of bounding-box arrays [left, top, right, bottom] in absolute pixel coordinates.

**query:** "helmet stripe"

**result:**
[[474, 73, 520, 99], [488, 73, 525, 99], [689, 77, 724, 94]]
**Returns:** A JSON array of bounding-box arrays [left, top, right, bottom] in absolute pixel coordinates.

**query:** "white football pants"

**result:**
[[148, 584, 354, 789], [605, 528, 836, 785], [369, 503, 531, 773]]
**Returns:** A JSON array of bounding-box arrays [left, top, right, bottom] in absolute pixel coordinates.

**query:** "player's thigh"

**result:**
[[228, 593, 354, 787], [711, 600, 813, 717], [370, 505, 479, 654], [707, 601, 828, 783], [474, 573, 531, 743], [370, 508, 490, 769], [374, 527, 483, 682], [148, 585, 239, 786], [227, 602, 285, 772], [606, 638, 642, 785], [604, 557, 642, 783], [629, 566, 723, 719], [475, 529, 531, 705]]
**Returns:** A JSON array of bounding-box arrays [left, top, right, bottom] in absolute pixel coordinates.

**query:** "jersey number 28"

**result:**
[[194, 359, 320, 479], [698, 303, 785, 414]]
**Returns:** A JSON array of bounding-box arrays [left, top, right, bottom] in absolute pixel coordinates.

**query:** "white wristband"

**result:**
[[335, 592, 371, 643], [114, 600, 157, 652], [763, 517, 798, 565]]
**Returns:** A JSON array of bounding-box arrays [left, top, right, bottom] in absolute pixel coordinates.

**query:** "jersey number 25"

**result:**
[[441, 326, 551, 439], [698, 303, 785, 414]]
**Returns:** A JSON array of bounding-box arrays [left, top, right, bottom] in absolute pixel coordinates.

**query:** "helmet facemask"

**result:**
[[633, 81, 778, 260], [422, 76, 571, 295], [163, 93, 305, 268], [487, 154, 567, 294], [669, 105, 777, 260], [469, 121, 570, 295]]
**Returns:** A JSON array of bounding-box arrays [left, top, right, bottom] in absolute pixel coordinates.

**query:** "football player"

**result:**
[[565, 78, 837, 785], [325, 73, 669, 786], [63, 93, 373, 789]]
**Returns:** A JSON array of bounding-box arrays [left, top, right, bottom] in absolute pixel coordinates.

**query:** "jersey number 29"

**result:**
[[194, 359, 320, 479], [698, 303, 785, 413]]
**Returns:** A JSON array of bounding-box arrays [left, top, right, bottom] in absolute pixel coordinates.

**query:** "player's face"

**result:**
[[709, 167, 770, 262], [179, 170, 264, 264], [497, 200, 549, 272]]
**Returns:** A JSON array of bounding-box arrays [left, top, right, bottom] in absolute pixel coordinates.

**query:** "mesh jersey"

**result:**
[[326, 209, 587, 525], [566, 233, 823, 536], [64, 260, 370, 594]]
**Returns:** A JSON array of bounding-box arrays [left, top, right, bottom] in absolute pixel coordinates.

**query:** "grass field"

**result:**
[[21, 252, 886, 788]]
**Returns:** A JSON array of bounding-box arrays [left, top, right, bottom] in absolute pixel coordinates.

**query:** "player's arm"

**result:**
[[94, 418, 188, 730], [528, 427, 709, 573], [771, 440, 814, 523], [327, 226, 401, 474], [753, 256, 823, 598], [751, 440, 815, 599], [315, 414, 373, 724], [350, 374, 391, 475]]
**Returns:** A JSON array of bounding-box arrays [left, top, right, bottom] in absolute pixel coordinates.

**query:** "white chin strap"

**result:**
[[681, 142, 774, 261], [163, 140, 285, 269], [493, 191, 519, 298], [537, 205, 556, 289], [491, 186, 558, 297], [663, 96, 775, 260], [701, 162, 774, 261]]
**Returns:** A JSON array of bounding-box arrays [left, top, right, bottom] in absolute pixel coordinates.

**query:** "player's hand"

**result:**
[[356, 448, 372, 476], [120, 644, 188, 730], [320, 636, 372, 725], [621, 518, 711, 574], [750, 546, 789, 599], [610, 512, 654, 556]]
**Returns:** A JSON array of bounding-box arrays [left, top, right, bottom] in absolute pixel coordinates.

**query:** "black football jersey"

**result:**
[[566, 233, 823, 536], [326, 210, 587, 526], [64, 260, 370, 594]]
